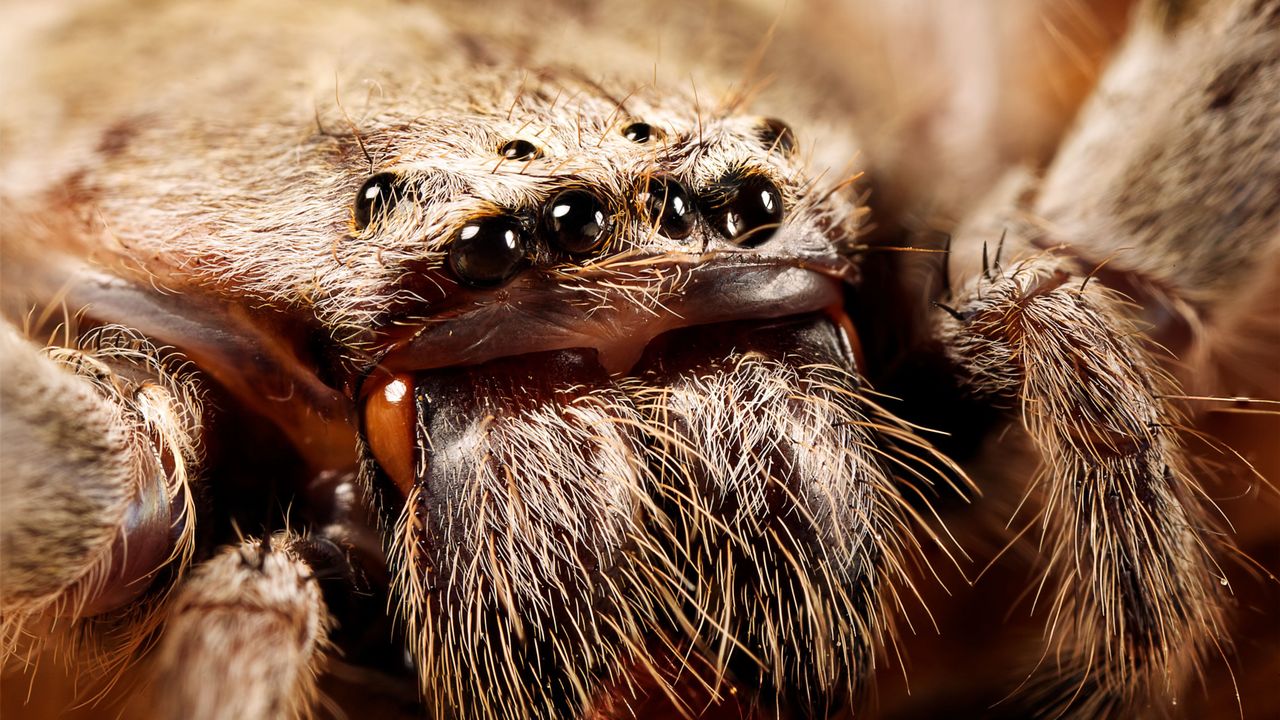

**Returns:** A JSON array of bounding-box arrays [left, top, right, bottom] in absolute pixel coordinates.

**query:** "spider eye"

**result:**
[[622, 122, 661, 144], [642, 178, 696, 240], [704, 175, 784, 247], [758, 117, 797, 156], [543, 189, 611, 254], [447, 216, 527, 287], [498, 138, 541, 161], [354, 172, 405, 231]]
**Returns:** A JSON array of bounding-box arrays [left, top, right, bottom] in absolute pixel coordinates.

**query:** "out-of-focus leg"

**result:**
[[1, 323, 200, 658], [142, 532, 333, 720]]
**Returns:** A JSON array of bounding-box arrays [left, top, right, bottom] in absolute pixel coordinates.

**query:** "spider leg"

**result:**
[[931, 1, 1277, 712], [938, 255, 1227, 714], [0, 322, 202, 662], [1056, 0, 1279, 399], [138, 532, 333, 720], [949, 0, 1280, 397]]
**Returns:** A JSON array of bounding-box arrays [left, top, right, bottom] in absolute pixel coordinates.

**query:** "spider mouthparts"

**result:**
[[379, 259, 847, 376], [360, 310, 872, 717]]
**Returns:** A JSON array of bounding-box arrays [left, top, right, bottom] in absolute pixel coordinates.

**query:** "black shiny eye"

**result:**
[[622, 122, 659, 144], [498, 138, 541, 161], [704, 175, 784, 247], [354, 172, 404, 231], [758, 117, 797, 156], [642, 178, 696, 240], [543, 189, 611, 254], [447, 216, 527, 287]]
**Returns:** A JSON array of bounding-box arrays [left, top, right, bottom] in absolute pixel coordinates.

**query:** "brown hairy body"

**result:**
[[1, 1, 1276, 718]]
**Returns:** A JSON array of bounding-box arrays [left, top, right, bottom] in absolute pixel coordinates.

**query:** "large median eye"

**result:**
[[642, 178, 696, 240], [448, 216, 527, 287], [543, 189, 610, 254], [354, 172, 405, 231], [704, 175, 784, 247]]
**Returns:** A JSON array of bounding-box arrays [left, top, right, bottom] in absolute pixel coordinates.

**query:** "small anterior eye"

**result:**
[[642, 178, 696, 240], [498, 139, 541, 161], [704, 175, 784, 247], [354, 172, 405, 231], [447, 216, 527, 287], [543, 189, 610, 254], [622, 122, 660, 144], [758, 117, 797, 156]]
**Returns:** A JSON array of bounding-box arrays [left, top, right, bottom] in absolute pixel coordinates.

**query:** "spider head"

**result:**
[[344, 72, 884, 719]]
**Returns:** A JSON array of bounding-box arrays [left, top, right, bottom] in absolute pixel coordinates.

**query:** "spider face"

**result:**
[[332, 78, 885, 717]]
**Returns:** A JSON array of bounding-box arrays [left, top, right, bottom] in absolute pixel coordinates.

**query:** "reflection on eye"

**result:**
[[622, 122, 662, 144], [447, 215, 528, 287], [498, 138, 542, 161], [642, 177, 696, 240], [353, 172, 405, 231], [543, 189, 610, 254], [704, 175, 784, 247]]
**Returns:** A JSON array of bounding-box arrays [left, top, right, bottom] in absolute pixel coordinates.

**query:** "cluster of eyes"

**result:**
[[352, 120, 795, 288]]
